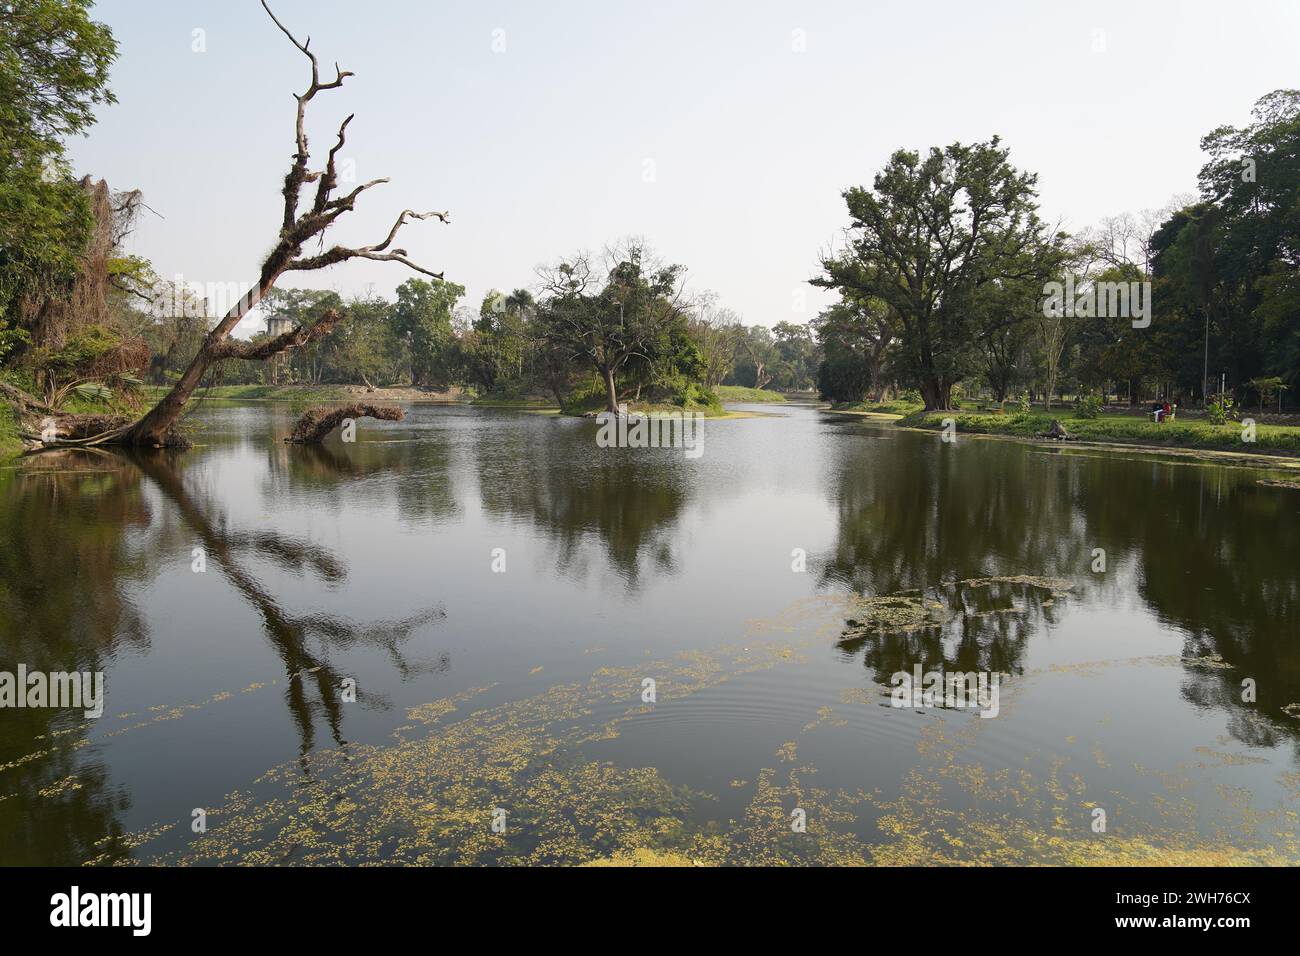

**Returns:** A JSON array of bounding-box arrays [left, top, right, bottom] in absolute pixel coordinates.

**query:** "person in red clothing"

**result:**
[[1162, 401, 1172, 422]]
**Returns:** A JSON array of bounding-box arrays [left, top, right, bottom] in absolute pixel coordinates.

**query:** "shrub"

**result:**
[[1076, 392, 1102, 419], [1207, 392, 1236, 425]]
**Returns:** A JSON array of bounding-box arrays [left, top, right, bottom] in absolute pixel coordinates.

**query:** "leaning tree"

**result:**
[[29, 1, 449, 449]]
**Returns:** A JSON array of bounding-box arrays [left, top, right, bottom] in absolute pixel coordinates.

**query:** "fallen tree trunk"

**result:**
[[1038, 419, 1075, 441], [286, 404, 404, 443], [1, 382, 52, 418], [3, 381, 133, 450]]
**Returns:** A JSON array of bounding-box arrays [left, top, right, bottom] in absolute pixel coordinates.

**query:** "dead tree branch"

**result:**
[[286, 404, 405, 444], [64, 0, 453, 450]]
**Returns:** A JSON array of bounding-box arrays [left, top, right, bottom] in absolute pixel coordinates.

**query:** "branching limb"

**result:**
[[209, 309, 343, 361]]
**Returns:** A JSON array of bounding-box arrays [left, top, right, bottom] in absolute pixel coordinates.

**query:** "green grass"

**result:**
[[829, 398, 926, 417], [470, 399, 556, 408], [559, 379, 728, 418], [563, 397, 733, 418], [897, 409, 1300, 454], [469, 392, 556, 408], [716, 385, 787, 403], [141, 383, 352, 402], [0, 404, 21, 461]]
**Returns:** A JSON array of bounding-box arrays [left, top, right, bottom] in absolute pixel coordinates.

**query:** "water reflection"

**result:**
[[2, 404, 1299, 865], [473, 417, 690, 587], [835, 578, 1067, 687], [0, 446, 446, 862], [820, 429, 1300, 747]]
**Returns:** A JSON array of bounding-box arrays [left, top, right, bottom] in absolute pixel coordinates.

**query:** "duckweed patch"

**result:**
[[96, 589, 1300, 867]]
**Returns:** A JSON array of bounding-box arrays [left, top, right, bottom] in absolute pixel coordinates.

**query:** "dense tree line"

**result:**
[[814, 91, 1300, 413], [139, 243, 820, 413]]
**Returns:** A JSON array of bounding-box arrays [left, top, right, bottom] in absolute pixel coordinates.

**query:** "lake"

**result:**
[[2, 401, 1299, 865]]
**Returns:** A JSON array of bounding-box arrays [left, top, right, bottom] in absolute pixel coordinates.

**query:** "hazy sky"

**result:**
[[72, 0, 1300, 336]]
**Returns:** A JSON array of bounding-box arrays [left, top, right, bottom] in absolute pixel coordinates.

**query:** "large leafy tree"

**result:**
[[1193, 89, 1300, 393], [461, 288, 532, 393], [0, 0, 118, 328], [536, 240, 689, 413], [392, 278, 464, 387], [816, 138, 1066, 410], [771, 321, 819, 391]]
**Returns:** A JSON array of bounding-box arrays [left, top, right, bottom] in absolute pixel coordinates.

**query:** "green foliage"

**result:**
[[392, 278, 465, 387], [31, 323, 120, 374], [1207, 393, 1236, 425], [1076, 392, 1103, 419], [815, 137, 1069, 409], [1149, 90, 1300, 404], [560, 377, 608, 414], [715, 385, 787, 403], [816, 351, 871, 403], [661, 374, 721, 412], [0, 401, 19, 460], [0, 322, 30, 363], [0, 0, 118, 324], [770, 322, 819, 391], [535, 241, 694, 412], [1247, 375, 1287, 411]]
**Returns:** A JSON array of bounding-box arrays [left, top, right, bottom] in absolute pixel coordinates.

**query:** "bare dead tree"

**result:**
[[30, 1, 449, 450]]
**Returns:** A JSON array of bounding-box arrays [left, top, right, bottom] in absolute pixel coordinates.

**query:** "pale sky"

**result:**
[[72, 0, 1300, 336]]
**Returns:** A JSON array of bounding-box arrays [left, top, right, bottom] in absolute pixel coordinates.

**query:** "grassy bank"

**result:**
[[716, 385, 787, 403], [142, 383, 353, 402], [469, 395, 557, 408], [828, 398, 926, 417], [564, 400, 738, 419], [897, 409, 1300, 455], [0, 404, 20, 462]]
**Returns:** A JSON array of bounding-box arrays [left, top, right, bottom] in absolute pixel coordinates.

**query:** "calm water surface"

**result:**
[[2, 402, 1299, 864]]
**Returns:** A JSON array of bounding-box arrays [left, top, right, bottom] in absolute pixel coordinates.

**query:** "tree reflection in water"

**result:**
[[0, 447, 446, 863], [819, 431, 1300, 747]]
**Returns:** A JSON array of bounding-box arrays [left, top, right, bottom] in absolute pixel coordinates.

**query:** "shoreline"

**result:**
[[821, 405, 1300, 467]]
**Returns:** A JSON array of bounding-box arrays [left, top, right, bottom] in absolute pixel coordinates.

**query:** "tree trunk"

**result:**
[[286, 403, 403, 443], [126, 273, 280, 446], [602, 364, 619, 414], [919, 376, 953, 411], [22, 2, 449, 454]]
